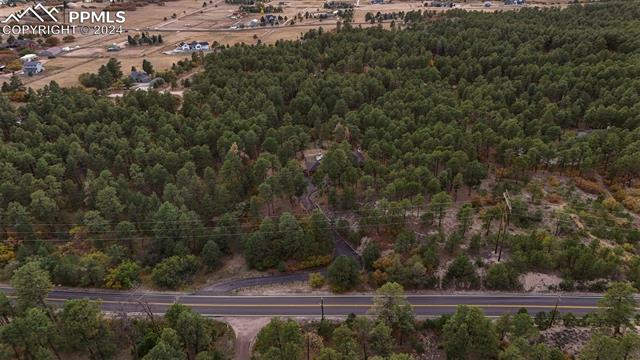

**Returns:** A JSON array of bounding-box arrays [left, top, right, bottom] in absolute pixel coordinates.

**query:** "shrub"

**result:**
[[546, 193, 564, 204], [622, 196, 640, 213], [105, 261, 140, 290], [602, 196, 622, 212], [287, 255, 332, 271], [444, 255, 480, 289], [0, 243, 15, 267], [309, 272, 325, 288], [485, 263, 521, 291], [151, 255, 198, 289], [363, 242, 380, 271], [201, 240, 222, 270], [327, 256, 359, 292], [574, 177, 604, 195], [44, 36, 60, 46]]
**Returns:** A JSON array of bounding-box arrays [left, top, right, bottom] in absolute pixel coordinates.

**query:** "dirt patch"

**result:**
[[520, 272, 562, 292], [232, 280, 333, 295], [540, 326, 592, 357], [414, 331, 446, 360], [201, 254, 264, 284], [221, 317, 271, 360]]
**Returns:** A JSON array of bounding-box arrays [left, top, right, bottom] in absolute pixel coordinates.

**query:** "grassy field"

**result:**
[[2, 0, 568, 89]]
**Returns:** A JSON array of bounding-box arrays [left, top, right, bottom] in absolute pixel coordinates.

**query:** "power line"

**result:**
[[0, 200, 609, 236], [0, 208, 621, 243], [0, 196, 628, 228]]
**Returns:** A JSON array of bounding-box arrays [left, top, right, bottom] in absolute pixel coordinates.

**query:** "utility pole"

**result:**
[[548, 295, 560, 329], [494, 203, 504, 254], [497, 191, 512, 262]]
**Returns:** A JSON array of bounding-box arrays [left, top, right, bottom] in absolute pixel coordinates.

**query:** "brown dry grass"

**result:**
[[11, 0, 568, 89]]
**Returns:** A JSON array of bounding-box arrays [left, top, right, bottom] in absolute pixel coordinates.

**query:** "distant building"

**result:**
[[129, 70, 150, 83], [15, 39, 37, 49], [304, 153, 324, 175], [264, 14, 279, 24], [312, 12, 333, 19], [23, 60, 44, 75], [1, 39, 37, 49], [37, 47, 62, 58], [429, 1, 454, 7], [175, 41, 209, 52]]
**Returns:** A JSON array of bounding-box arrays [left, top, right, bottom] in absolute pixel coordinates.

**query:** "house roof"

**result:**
[[352, 149, 365, 165], [131, 70, 148, 76], [23, 61, 41, 68], [130, 70, 150, 82], [14, 39, 35, 46], [37, 47, 62, 56]]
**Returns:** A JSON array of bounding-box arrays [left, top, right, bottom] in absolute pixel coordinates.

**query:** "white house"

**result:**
[[23, 61, 44, 75], [175, 41, 209, 52]]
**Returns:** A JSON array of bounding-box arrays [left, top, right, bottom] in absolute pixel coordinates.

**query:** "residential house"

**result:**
[[177, 42, 191, 52], [189, 41, 209, 51], [23, 61, 44, 75], [129, 70, 150, 83], [175, 41, 209, 52], [264, 14, 280, 24], [304, 153, 323, 176]]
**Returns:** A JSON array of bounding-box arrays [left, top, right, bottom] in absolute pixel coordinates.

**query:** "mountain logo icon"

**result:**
[[3, 3, 60, 23]]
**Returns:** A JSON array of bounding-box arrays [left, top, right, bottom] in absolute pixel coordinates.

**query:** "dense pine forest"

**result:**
[[1, 1, 640, 294], [1, 0, 640, 359]]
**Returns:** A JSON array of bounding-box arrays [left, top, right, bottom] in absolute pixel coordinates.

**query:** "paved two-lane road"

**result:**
[[1, 287, 604, 317]]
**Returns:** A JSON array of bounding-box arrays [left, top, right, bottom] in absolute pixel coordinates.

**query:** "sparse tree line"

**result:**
[[78, 55, 203, 91], [240, 4, 283, 13], [365, 11, 402, 23], [127, 33, 164, 47], [253, 281, 640, 360]]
